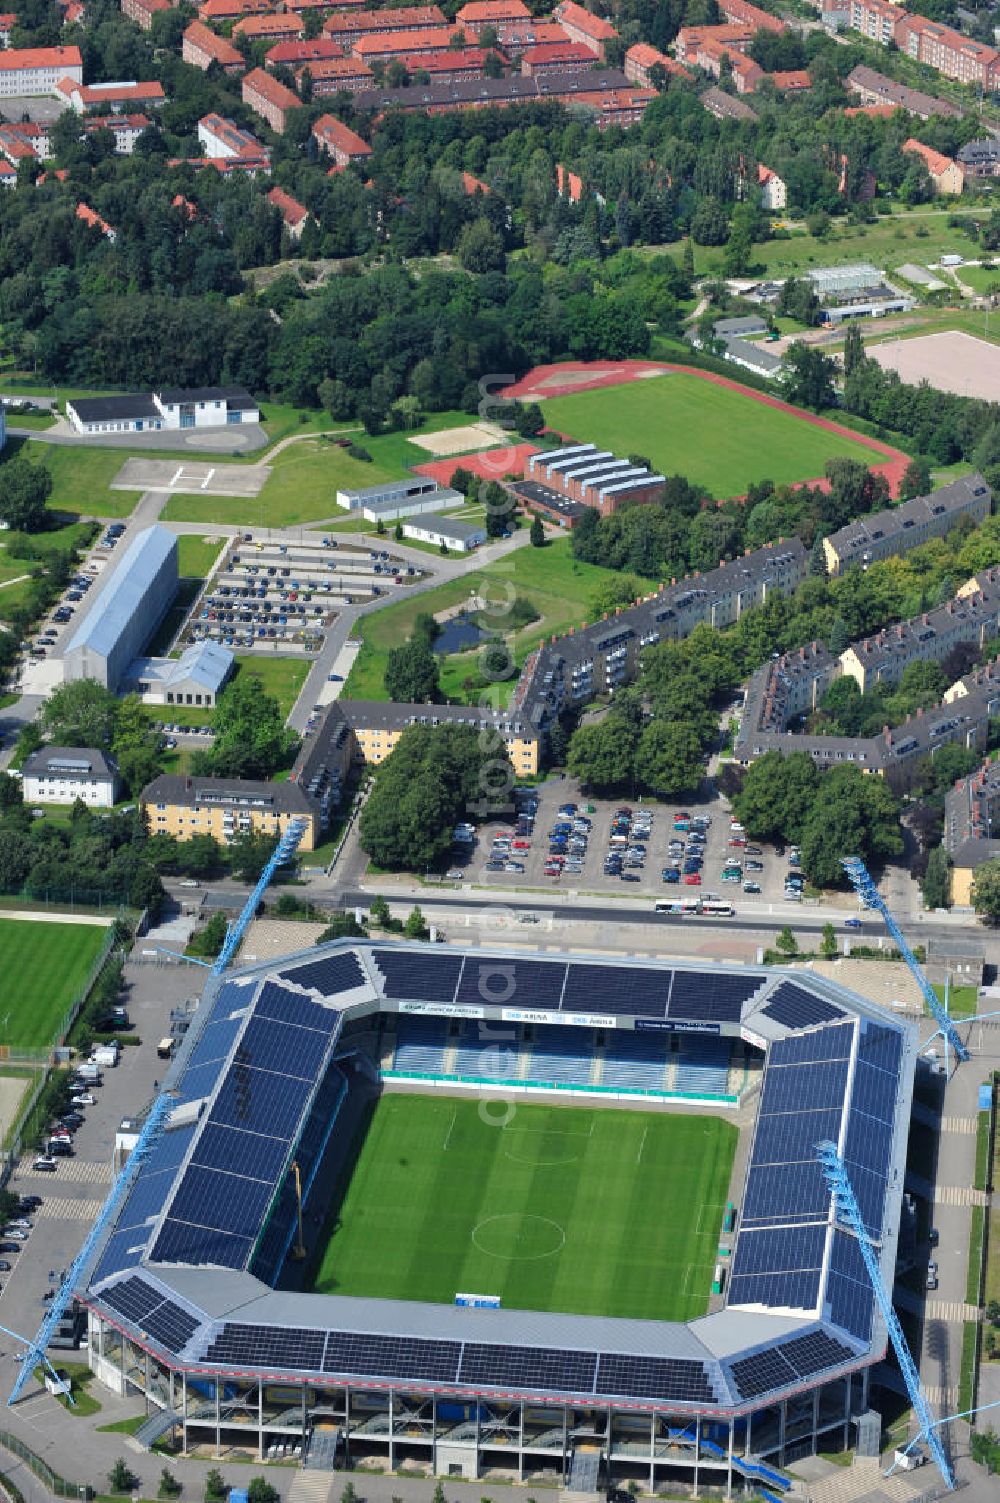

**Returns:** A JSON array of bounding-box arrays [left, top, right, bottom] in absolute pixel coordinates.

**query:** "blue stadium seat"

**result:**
[[522, 1026, 594, 1087], [391, 1016, 449, 1075], [450, 1024, 519, 1083], [674, 1038, 730, 1096], [600, 1033, 669, 1091]]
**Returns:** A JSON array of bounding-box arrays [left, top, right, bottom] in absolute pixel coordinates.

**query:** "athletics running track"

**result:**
[[448, 360, 910, 498]]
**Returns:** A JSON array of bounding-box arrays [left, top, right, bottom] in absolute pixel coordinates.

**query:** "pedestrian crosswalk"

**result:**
[[924, 1298, 980, 1323], [939, 1115, 978, 1135], [289, 1471, 333, 1503], [33, 1197, 105, 1222], [922, 1383, 959, 1407], [16, 1158, 112, 1186], [933, 1184, 987, 1207]]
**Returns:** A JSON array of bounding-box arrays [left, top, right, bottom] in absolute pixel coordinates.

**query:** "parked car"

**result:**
[[743, 881, 762, 894]]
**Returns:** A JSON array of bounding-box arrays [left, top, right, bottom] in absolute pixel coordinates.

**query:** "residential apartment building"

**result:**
[[841, 574, 1000, 694], [717, 0, 785, 31], [701, 84, 758, 120], [312, 113, 372, 166], [142, 775, 321, 852], [894, 12, 1000, 89], [848, 0, 900, 46], [0, 45, 82, 96], [400, 48, 493, 79], [267, 185, 310, 240], [758, 163, 787, 210], [233, 14, 304, 45], [198, 113, 269, 164], [904, 136, 964, 192], [182, 21, 244, 75], [198, 0, 270, 21], [958, 139, 1000, 178], [554, 0, 618, 57], [57, 79, 166, 112], [242, 68, 301, 133], [120, 0, 169, 30], [83, 114, 153, 154], [674, 23, 754, 62], [845, 63, 961, 118], [521, 41, 596, 76], [823, 474, 990, 575], [266, 39, 345, 71], [353, 68, 653, 126], [624, 42, 693, 86], [323, 6, 449, 45], [20, 747, 120, 809], [351, 29, 459, 63], [299, 57, 375, 93], [456, 0, 531, 41], [944, 752, 1000, 903], [337, 701, 542, 778]]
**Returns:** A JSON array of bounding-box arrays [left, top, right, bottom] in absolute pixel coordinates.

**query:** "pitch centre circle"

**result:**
[[472, 1213, 566, 1261]]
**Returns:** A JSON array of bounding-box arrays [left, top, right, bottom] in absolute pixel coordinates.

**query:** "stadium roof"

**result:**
[[82, 944, 914, 1416], [64, 525, 176, 662]]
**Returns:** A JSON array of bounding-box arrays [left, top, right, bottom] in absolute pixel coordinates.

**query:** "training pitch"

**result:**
[[0, 916, 110, 1049], [309, 1095, 737, 1321], [540, 372, 882, 498], [867, 329, 1000, 403]]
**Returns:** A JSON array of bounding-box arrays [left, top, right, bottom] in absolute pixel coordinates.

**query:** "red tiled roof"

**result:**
[[267, 38, 344, 64], [462, 170, 489, 194], [352, 28, 455, 55], [904, 135, 958, 178], [233, 14, 303, 36], [0, 44, 82, 70], [771, 68, 811, 89], [243, 66, 300, 110], [312, 112, 371, 157], [183, 20, 243, 66], [522, 41, 594, 63], [297, 56, 373, 82], [554, 1, 617, 41], [267, 184, 309, 227], [456, 0, 529, 20], [76, 201, 113, 234]]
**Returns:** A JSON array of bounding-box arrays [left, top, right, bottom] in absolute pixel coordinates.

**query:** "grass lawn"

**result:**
[[233, 653, 311, 720], [694, 210, 980, 282], [176, 534, 226, 579], [310, 1095, 737, 1320], [14, 441, 143, 521], [344, 539, 655, 702], [0, 918, 109, 1048], [932, 982, 978, 1020], [540, 373, 883, 499], [950, 263, 1000, 295]]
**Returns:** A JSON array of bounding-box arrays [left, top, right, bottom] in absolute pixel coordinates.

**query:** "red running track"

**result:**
[[502, 360, 910, 497]]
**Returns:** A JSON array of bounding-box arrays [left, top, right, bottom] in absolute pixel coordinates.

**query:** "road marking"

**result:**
[[939, 1115, 977, 1135], [169, 466, 183, 487], [33, 1197, 106, 1221], [200, 468, 215, 490], [16, 1159, 112, 1186], [934, 1184, 987, 1207], [925, 1299, 981, 1322]]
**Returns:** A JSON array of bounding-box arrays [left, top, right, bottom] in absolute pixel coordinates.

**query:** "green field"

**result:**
[[176, 534, 226, 579], [541, 373, 883, 499], [0, 918, 109, 1049], [310, 1096, 737, 1320], [343, 539, 655, 703]]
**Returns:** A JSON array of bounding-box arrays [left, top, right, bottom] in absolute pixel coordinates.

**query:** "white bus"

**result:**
[[655, 899, 735, 918]]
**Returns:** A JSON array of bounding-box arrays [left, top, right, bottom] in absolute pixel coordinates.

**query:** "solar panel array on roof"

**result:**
[[668, 972, 759, 1023], [841, 1021, 905, 1240], [761, 983, 844, 1030], [100, 1277, 201, 1356], [205, 1323, 328, 1372], [562, 964, 669, 1017], [101, 1276, 162, 1326], [455, 957, 566, 1011], [373, 949, 463, 1001], [729, 1225, 826, 1311], [826, 1230, 873, 1341], [141, 1297, 201, 1355], [459, 1343, 597, 1393], [279, 951, 365, 996], [326, 1331, 461, 1382], [152, 984, 340, 1271], [729, 1328, 855, 1399], [91, 1125, 198, 1284], [596, 1353, 717, 1403]]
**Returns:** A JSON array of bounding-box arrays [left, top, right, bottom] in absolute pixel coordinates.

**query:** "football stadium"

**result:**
[[81, 942, 916, 1493]]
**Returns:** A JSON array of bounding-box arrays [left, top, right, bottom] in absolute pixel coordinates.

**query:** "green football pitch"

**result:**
[[540, 373, 883, 499], [309, 1096, 738, 1321], [0, 918, 109, 1049]]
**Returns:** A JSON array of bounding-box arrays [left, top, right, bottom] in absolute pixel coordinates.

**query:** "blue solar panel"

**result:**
[[562, 963, 669, 1017], [742, 1161, 831, 1225], [843, 1105, 894, 1174], [731, 1224, 827, 1277], [93, 1226, 150, 1283], [760, 1057, 851, 1114], [210, 1064, 313, 1138], [857, 1021, 903, 1076], [192, 1124, 290, 1182], [175, 1060, 226, 1106], [152, 1217, 253, 1270], [842, 1161, 889, 1241], [373, 949, 462, 1001], [761, 983, 844, 1030], [238, 1017, 330, 1078], [667, 971, 755, 1022], [455, 958, 566, 1012], [117, 1169, 180, 1231], [184, 1015, 246, 1074], [851, 1059, 897, 1125], [252, 981, 335, 1033], [769, 1022, 854, 1066], [751, 1108, 843, 1165], [279, 951, 365, 995], [826, 1231, 873, 1341], [728, 1267, 822, 1311], [169, 1166, 277, 1239]]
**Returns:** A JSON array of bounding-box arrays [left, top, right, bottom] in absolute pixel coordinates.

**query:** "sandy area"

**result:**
[[410, 422, 507, 456], [0, 1072, 33, 1145], [784, 958, 923, 1015], [237, 917, 325, 965], [867, 329, 1000, 402]]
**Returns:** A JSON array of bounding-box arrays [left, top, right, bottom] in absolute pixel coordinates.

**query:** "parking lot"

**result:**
[[180, 535, 425, 655], [461, 779, 807, 911], [0, 960, 198, 1401], [22, 522, 124, 674]]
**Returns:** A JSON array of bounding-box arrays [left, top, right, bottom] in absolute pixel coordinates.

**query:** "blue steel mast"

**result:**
[[8, 818, 308, 1406], [841, 856, 968, 1068], [816, 1141, 954, 1490]]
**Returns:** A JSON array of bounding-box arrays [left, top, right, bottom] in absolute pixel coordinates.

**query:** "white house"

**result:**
[[403, 514, 487, 552], [66, 386, 260, 435], [758, 163, 787, 211], [20, 746, 120, 807]]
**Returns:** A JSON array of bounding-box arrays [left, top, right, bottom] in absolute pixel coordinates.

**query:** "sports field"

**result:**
[[540, 372, 883, 498], [0, 917, 109, 1048], [310, 1096, 737, 1321]]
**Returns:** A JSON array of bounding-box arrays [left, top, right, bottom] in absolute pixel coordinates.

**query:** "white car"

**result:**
[[70, 1093, 95, 1107]]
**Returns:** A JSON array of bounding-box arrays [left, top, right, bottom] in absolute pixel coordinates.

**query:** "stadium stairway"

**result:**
[[134, 1409, 181, 1450], [304, 1428, 341, 1471], [701, 1438, 790, 1493], [566, 1447, 602, 1496]]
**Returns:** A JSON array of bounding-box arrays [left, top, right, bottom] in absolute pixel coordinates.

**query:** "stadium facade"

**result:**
[[81, 943, 916, 1493]]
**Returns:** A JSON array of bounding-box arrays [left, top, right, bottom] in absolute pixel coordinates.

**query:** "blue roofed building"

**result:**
[[63, 525, 178, 690], [128, 640, 235, 708]]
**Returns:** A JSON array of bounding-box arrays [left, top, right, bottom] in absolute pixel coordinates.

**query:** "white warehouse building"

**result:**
[[65, 386, 260, 436], [63, 525, 178, 691]]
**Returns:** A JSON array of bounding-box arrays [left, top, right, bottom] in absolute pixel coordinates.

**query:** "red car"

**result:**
[[683, 872, 702, 886]]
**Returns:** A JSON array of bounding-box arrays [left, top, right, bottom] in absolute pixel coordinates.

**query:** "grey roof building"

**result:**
[[63, 525, 178, 691], [713, 316, 767, 339], [701, 85, 757, 121], [845, 65, 961, 120], [823, 474, 990, 576], [128, 641, 235, 707], [957, 139, 1000, 176], [20, 745, 120, 806], [402, 514, 486, 551], [723, 337, 783, 378]]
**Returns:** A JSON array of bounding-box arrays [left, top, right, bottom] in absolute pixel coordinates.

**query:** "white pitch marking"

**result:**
[[636, 1124, 648, 1165], [443, 1109, 457, 1152], [200, 468, 215, 490]]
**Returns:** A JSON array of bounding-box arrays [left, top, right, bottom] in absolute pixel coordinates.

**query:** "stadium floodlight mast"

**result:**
[[7, 817, 310, 1409], [840, 856, 968, 1073], [815, 1141, 955, 1491]]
